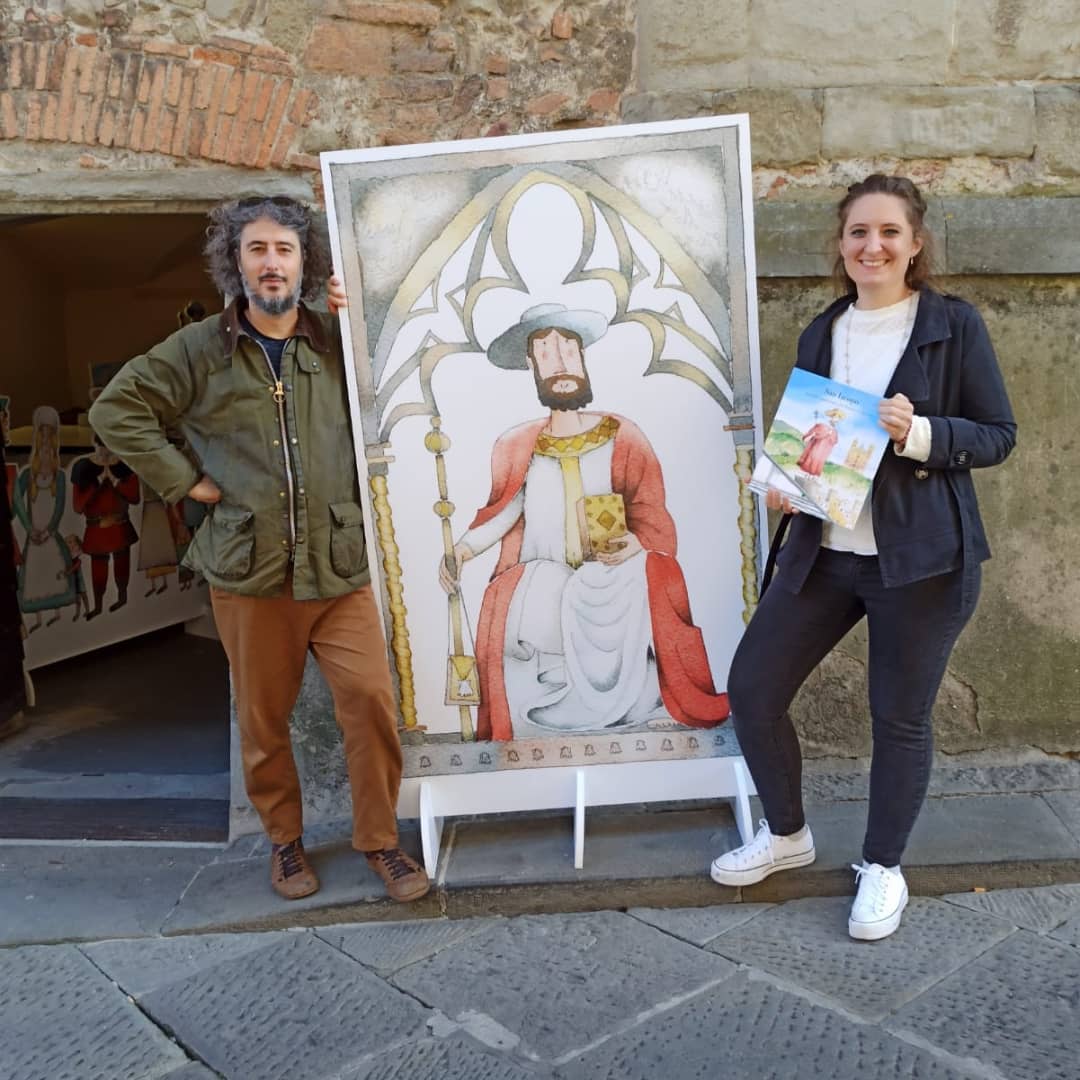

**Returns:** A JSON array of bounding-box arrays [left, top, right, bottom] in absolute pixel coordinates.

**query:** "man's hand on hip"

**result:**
[[187, 475, 222, 504]]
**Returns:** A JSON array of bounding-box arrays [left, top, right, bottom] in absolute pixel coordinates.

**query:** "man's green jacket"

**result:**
[[88, 299, 370, 600]]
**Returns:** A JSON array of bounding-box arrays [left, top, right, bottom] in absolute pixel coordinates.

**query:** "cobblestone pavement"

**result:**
[[4, 884, 1080, 1080]]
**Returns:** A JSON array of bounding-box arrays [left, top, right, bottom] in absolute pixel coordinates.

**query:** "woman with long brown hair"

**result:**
[[710, 175, 1016, 940]]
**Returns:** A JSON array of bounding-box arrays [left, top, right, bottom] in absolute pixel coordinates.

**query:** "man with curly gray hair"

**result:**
[[89, 195, 429, 905]]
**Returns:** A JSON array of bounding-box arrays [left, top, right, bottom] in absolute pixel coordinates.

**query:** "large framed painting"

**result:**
[[323, 116, 764, 785]]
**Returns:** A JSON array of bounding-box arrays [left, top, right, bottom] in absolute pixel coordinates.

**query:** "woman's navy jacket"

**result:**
[[773, 287, 1017, 593]]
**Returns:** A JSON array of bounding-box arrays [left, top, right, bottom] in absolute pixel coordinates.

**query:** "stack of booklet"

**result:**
[[749, 369, 890, 528]]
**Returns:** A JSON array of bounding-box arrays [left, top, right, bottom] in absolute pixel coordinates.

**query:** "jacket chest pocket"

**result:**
[[329, 501, 366, 577], [204, 504, 255, 580], [294, 350, 324, 376]]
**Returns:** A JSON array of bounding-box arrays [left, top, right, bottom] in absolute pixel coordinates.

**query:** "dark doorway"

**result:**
[[0, 213, 230, 842]]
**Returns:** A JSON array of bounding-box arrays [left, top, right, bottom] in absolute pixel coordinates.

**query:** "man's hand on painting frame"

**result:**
[[327, 274, 348, 316]]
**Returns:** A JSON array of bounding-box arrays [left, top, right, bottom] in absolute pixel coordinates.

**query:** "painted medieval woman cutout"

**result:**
[[13, 406, 74, 631]]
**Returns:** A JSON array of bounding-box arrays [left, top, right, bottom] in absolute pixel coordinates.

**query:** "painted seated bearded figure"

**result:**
[[440, 303, 730, 741]]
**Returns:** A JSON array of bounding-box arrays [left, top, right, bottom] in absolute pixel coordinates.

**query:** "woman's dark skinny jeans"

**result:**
[[729, 547, 979, 868]]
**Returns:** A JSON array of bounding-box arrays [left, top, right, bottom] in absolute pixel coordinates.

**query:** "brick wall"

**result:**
[[1, 17, 316, 170], [0, 0, 634, 181]]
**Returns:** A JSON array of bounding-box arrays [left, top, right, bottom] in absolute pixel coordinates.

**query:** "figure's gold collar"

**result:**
[[535, 415, 619, 458]]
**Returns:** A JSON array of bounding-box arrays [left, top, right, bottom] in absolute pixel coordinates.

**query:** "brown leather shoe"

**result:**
[[270, 838, 320, 900], [364, 847, 430, 902]]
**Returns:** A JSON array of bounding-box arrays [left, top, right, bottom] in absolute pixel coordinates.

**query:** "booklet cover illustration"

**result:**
[[750, 368, 890, 528]]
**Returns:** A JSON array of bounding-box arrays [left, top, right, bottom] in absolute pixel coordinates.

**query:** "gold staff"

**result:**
[[424, 416, 478, 741]]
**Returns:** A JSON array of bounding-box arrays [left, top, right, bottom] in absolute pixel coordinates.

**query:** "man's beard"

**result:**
[[243, 275, 301, 316], [535, 372, 593, 411]]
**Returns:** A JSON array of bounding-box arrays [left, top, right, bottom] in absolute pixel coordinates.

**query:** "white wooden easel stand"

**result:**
[[398, 755, 757, 874]]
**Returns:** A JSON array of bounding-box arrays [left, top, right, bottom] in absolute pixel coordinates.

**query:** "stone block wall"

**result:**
[[631, 0, 1080, 198], [626, 0, 1080, 757], [0, 1, 1076, 192], [1, 0, 1076, 762]]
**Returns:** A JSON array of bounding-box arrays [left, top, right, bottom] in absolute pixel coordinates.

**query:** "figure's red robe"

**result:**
[[469, 414, 729, 741], [797, 422, 838, 476]]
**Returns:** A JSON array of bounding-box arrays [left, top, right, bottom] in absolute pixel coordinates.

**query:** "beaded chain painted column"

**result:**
[[369, 472, 418, 730], [735, 445, 759, 622]]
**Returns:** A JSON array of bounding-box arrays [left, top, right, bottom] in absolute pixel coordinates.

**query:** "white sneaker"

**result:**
[[848, 861, 908, 941], [710, 819, 816, 887]]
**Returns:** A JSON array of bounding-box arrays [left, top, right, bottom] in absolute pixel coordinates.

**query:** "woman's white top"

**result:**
[[822, 292, 932, 555]]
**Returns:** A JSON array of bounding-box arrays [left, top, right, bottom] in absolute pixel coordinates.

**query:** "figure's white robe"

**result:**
[[462, 442, 665, 734]]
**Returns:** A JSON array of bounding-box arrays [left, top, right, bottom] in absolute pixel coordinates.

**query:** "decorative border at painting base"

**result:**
[[402, 725, 742, 778]]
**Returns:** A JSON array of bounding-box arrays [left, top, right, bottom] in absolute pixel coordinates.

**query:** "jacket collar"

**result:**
[[799, 287, 952, 403], [219, 297, 330, 357]]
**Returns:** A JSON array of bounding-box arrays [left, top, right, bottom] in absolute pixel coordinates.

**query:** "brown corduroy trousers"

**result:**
[[211, 580, 402, 852]]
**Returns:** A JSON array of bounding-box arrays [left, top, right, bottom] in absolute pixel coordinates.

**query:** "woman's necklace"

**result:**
[[840, 292, 918, 387]]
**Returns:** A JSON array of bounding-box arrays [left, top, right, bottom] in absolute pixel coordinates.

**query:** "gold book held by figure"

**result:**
[[576, 493, 628, 560]]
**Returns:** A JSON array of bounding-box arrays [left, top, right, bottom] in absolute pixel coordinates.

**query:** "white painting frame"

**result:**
[[322, 116, 766, 790]]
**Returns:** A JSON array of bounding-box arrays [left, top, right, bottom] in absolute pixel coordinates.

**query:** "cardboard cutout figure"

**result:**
[[70, 436, 140, 618], [137, 483, 180, 597], [13, 406, 74, 630]]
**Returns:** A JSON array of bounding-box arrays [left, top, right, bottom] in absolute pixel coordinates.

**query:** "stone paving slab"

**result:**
[[905, 794, 1080, 862], [940, 883, 1080, 933], [83, 930, 293, 997], [316, 917, 502, 976], [443, 808, 736, 887], [1048, 913, 1080, 946], [391, 911, 737, 1061], [707, 896, 1015, 1022], [626, 904, 774, 946], [815, 792, 1080, 865], [161, 836, 440, 935], [342, 1034, 552, 1079], [887, 929, 1080, 1080], [238, 816, 366, 858], [1046, 791, 1080, 845], [0, 943, 190, 1080], [163, 1065, 220, 1080], [212, 834, 264, 863], [0, 844, 211, 946], [4, 788, 1080, 948], [138, 932, 431, 1080], [804, 757, 1080, 801], [554, 973, 970, 1080]]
